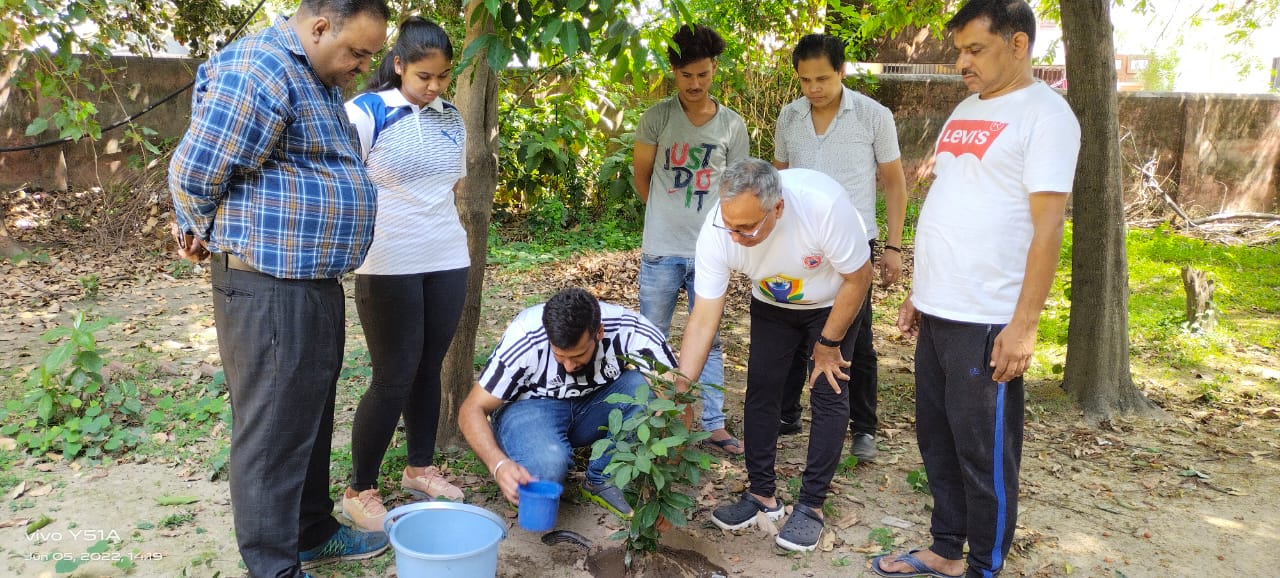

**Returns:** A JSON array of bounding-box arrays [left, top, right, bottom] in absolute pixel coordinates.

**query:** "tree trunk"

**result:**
[[1060, 0, 1163, 423], [438, 0, 500, 449], [0, 219, 25, 259]]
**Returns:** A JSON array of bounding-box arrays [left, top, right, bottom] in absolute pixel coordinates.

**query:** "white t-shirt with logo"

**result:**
[[912, 80, 1081, 324], [478, 302, 676, 402], [694, 168, 871, 310]]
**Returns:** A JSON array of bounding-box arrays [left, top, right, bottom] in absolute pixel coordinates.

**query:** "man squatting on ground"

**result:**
[[168, 1, 393, 576], [633, 23, 749, 457], [675, 159, 873, 552], [872, 0, 1081, 577], [774, 33, 909, 462], [458, 287, 677, 519]]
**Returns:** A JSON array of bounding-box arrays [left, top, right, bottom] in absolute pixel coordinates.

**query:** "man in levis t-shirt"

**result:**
[[674, 159, 873, 553], [458, 288, 675, 520], [874, 1, 1081, 578]]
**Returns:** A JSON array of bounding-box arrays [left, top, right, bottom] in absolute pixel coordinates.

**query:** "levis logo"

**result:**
[[936, 120, 1009, 160]]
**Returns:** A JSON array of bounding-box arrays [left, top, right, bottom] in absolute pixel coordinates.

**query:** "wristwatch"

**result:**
[[816, 334, 841, 347]]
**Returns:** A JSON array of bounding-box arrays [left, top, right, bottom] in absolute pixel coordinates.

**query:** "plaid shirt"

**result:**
[[169, 18, 377, 279]]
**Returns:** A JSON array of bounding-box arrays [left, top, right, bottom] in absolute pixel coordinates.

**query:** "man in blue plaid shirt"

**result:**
[[168, 1, 390, 575]]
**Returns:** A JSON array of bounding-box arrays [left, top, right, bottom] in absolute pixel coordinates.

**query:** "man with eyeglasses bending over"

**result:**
[[673, 158, 872, 552]]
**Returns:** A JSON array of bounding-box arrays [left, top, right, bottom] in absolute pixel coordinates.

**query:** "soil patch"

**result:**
[[1, 232, 1278, 577]]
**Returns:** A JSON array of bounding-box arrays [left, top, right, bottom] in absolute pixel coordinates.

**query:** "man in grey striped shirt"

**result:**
[[773, 34, 909, 463]]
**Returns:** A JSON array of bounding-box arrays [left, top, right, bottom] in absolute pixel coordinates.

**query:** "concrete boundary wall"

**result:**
[[876, 74, 1280, 213], [2, 60, 1277, 213]]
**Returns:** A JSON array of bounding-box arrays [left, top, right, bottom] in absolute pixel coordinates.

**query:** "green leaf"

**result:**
[[614, 464, 634, 488], [156, 495, 200, 506], [539, 18, 563, 46], [41, 326, 71, 341], [37, 394, 54, 422], [649, 399, 676, 413], [635, 452, 651, 473], [485, 41, 512, 74], [560, 23, 579, 56], [54, 558, 83, 573], [76, 350, 103, 374], [638, 501, 659, 528], [43, 342, 75, 373], [483, 0, 501, 17], [86, 539, 110, 553], [500, 3, 516, 28], [62, 440, 82, 458], [25, 117, 48, 136], [26, 514, 53, 534], [607, 408, 623, 435], [637, 423, 650, 443], [589, 438, 610, 460]]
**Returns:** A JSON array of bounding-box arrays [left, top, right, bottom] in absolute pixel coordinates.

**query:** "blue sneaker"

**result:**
[[299, 525, 389, 569]]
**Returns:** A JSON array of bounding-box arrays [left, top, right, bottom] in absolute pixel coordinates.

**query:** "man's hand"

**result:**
[[492, 458, 533, 506], [878, 249, 903, 287], [990, 322, 1036, 383], [662, 371, 697, 430], [171, 222, 210, 263], [809, 343, 850, 394], [897, 295, 920, 338]]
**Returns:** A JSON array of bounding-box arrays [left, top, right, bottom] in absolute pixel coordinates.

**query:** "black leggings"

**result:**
[[350, 268, 469, 490]]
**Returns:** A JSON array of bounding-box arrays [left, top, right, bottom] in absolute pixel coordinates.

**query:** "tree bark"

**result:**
[[437, 0, 500, 449], [1180, 266, 1216, 332], [1060, 0, 1163, 423], [0, 219, 25, 259]]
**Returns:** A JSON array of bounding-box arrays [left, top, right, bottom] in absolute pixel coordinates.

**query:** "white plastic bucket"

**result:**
[[384, 502, 508, 578]]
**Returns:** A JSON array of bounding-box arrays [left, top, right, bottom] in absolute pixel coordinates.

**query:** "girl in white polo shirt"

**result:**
[[340, 16, 468, 532]]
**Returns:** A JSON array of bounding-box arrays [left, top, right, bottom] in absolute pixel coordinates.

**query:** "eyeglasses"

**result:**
[[712, 209, 775, 239]]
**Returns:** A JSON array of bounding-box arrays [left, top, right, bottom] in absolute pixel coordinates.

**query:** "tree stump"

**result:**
[[1180, 266, 1216, 332], [0, 221, 26, 260]]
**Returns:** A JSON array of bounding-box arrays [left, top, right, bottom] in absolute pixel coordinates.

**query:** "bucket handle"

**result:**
[[384, 501, 509, 540]]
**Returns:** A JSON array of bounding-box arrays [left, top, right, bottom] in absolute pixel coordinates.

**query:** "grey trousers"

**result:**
[[212, 258, 344, 578]]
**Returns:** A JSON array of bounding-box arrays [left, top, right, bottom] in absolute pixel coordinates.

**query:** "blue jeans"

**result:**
[[492, 370, 648, 486], [638, 253, 726, 431]]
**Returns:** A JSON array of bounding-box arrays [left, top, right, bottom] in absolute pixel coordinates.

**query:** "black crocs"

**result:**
[[775, 503, 824, 551]]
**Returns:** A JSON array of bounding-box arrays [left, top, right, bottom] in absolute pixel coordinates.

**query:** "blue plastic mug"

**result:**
[[517, 480, 563, 531]]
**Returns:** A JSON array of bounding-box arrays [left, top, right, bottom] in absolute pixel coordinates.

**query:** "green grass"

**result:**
[[1036, 222, 1280, 377], [487, 215, 641, 272]]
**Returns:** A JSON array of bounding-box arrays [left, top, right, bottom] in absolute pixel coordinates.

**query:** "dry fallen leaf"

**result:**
[[819, 528, 837, 552], [0, 517, 32, 529], [8, 481, 27, 500], [752, 509, 780, 537], [833, 511, 860, 530], [27, 484, 52, 497]]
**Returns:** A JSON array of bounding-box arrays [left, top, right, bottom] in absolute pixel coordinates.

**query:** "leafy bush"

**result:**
[[1, 312, 144, 459], [591, 360, 715, 564]]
